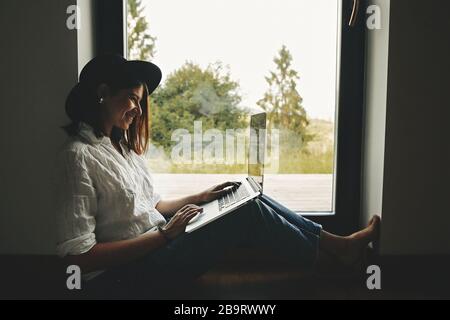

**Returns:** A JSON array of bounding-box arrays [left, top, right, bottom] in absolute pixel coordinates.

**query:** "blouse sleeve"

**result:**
[[135, 153, 162, 206], [151, 183, 162, 206], [54, 146, 98, 257]]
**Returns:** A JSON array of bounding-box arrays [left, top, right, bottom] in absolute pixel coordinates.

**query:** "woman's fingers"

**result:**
[[213, 181, 241, 193], [178, 204, 201, 215], [216, 185, 238, 196], [180, 207, 202, 218], [214, 181, 234, 190], [177, 205, 190, 215], [181, 204, 195, 211], [171, 204, 202, 225], [218, 181, 233, 188], [225, 181, 241, 190], [181, 209, 202, 224], [215, 189, 229, 197], [183, 207, 201, 215], [209, 183, 240, 199], [183, 210, 201, 223], [164, 205, 203, 239]]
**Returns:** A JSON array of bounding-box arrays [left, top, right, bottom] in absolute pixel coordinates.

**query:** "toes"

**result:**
[[373, 215, 381, 232], [369, 216, 381, 240], [369, 215, 381, 226], [372, 215, 381, 226]]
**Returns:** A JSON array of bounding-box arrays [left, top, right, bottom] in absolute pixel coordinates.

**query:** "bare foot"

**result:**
[[340, 215, 381, 266]]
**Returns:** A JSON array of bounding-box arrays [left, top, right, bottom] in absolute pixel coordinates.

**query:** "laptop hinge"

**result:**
[[247, 177, 261, 193]]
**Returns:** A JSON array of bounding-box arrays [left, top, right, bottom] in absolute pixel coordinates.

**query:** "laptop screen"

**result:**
[[248, 112, 267, 189]]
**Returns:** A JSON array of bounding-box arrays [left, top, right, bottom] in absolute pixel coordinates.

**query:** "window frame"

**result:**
[[95, 0, 367, 235], [93, 0, 126, 56], [310, 0, 367, 235]]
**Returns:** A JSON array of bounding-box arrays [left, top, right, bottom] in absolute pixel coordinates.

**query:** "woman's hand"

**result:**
[[161, 204, 203, 240], [197, 181, 241, 204]]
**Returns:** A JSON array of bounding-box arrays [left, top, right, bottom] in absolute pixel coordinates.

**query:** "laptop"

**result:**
[[185, 112, 267, 233]]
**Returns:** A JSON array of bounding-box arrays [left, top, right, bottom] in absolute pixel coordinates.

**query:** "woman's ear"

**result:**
[[96, 83, 110, 102]]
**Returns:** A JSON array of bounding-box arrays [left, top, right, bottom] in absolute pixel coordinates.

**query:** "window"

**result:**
[[96, 0, 366, 234]]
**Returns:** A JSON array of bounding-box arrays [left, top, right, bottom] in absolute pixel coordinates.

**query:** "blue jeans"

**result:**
[[85, 194, 322, 298]]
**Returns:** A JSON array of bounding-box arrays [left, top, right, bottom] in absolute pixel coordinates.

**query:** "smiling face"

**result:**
[[99, 84, 145, 132]]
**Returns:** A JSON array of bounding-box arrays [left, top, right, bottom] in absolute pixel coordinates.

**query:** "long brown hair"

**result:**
[[63, 78, 150, 155]]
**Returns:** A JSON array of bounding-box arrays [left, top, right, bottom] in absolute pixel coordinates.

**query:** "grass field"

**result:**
[[147, 119, 335, 174]]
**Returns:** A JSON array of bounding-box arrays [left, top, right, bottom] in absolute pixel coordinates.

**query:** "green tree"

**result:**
[[127, 0, 156, 60], [150, 62, 249, 150], [257, 45, 311, 141]]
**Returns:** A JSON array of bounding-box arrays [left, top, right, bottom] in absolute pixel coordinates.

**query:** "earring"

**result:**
[[99, 97, 104, 104]]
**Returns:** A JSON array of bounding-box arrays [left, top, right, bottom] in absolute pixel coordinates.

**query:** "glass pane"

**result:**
[[127, 0, 339, 212]]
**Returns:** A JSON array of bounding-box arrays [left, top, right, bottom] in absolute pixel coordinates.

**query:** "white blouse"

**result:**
[[54, 121, 167, 260]]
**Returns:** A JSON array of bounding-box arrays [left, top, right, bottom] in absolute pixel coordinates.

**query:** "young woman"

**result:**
[[55, 54, 380, 298]]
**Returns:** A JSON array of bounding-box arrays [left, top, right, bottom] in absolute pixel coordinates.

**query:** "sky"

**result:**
[[140, 0, 339, 121]]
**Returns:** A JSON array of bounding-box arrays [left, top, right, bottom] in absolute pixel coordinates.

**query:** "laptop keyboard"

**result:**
[[218, 183, 250, 211]]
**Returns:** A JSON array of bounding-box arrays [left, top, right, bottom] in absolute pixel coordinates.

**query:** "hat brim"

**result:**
[[122, 60, 162, 95]]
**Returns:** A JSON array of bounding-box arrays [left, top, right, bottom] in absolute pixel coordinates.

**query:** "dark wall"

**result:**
[[381, 0, 450, 254], [0, 0, 78, 254]]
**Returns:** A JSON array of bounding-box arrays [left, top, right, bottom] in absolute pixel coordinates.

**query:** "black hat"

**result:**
[[65, 54, 162, 122], [79, 54, 162, 94]]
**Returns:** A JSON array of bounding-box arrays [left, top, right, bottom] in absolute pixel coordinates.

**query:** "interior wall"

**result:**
[[362, 0, 390, 225], [380, 0, 450, 255], [77, 0, 96, 74], [0, 0, 78, 254]]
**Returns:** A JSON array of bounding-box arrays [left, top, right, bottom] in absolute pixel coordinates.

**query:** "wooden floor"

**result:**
[[153, 174, 333, 212]]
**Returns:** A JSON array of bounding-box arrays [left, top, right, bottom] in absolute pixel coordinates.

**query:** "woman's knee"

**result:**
[[216, 199, 263, 228], [202, 198, 272, 234], [235, 198, 269, 221], [251, 198, 276, 218]]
